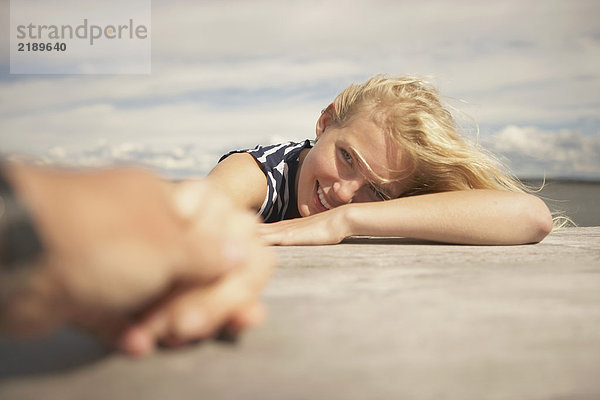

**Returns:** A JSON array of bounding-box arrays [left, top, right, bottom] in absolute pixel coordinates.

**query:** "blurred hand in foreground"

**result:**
[[0, 162, 276, 356]]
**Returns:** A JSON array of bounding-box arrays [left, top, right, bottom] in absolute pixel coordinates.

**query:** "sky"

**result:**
[[1, 0, 599, 179]]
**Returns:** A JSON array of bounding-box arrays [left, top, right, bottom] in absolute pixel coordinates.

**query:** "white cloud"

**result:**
[[39, 140, 215, 178], [0, 58, 358, 117], [0, 100, 321, 164], [482, 126, 600, 178]]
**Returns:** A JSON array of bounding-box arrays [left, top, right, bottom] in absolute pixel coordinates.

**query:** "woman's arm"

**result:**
[[259, 189, 553, 245]]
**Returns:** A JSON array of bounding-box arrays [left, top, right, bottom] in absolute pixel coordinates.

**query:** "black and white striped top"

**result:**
[[219, 140, 312, 223]]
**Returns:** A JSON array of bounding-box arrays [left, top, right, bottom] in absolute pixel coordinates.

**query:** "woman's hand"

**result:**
[[117, 248, 273, 355], [1, 164, 276, 355], [258, 206, 352, 245], [114, 180, 276, 355]]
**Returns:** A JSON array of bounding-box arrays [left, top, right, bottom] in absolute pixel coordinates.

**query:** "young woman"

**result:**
[[207, 75, 553, 245]]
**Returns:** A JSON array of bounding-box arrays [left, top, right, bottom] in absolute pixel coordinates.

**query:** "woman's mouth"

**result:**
[[316, 182, 333, 211]]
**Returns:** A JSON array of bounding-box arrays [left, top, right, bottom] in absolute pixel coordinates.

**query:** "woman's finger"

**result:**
[[119, 246, 275, 353], [226, 299, 267, 331]]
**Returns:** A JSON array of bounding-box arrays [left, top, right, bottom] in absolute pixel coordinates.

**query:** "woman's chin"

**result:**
[[298, 205, 311, 218]]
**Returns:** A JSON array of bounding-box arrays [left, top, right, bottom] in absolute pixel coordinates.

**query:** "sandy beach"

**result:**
[[1, 226, 599, 400]]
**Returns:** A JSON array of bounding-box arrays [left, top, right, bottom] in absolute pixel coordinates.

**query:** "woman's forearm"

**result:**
[[343, 190, 553, 245]]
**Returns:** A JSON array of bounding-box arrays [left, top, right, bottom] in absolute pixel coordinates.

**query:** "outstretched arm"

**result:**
[[259, 189, 553, 245], [0, 162, 275, 356]]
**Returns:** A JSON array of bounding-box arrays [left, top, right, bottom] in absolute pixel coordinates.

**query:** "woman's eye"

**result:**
[[340, 149, 353, 164], [370, 185, 386, 201]]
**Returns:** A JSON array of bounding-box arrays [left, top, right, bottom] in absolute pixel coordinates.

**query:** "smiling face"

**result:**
[[295, 109, 411, 217]]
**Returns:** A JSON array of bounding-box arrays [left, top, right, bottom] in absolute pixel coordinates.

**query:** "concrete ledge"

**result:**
[[1, 227, 599, 400]]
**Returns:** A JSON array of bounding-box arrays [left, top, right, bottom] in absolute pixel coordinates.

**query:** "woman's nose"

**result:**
[[332, 178, 363, 204]]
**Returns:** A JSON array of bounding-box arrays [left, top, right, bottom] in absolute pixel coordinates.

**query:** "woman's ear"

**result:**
[[316, 103, 335, 138]]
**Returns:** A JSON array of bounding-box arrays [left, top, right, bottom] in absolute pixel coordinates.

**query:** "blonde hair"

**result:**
[[328, 74, 527, 196], [327, 74, 572, 228]]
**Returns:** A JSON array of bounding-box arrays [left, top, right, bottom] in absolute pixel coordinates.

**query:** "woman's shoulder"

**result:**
[[219, 140, 311, 166], [210, 140, 311, 218], [207, 152, 269, 212]]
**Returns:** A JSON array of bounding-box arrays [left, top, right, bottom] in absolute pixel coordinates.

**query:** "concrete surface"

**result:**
[[1, 227, 599, 400]]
